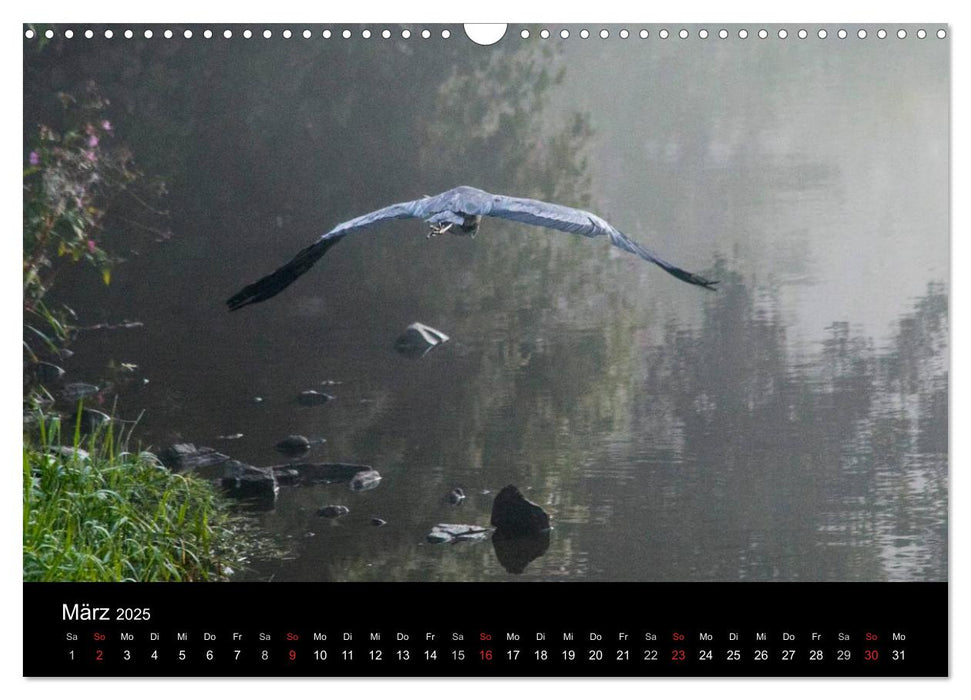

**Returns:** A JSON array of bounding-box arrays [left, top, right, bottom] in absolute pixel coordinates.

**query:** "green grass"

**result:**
[[24, 410, 245, 582]]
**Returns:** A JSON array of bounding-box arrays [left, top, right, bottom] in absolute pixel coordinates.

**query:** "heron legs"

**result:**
[[426, 212, 479, 238], [427, 222, 454, 238]]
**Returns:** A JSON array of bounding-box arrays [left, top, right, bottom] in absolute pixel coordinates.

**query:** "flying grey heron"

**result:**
[[226, 186, 717, 311]]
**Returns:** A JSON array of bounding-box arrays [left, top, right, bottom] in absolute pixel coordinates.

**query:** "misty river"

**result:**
[[24, 25, 948, 581]]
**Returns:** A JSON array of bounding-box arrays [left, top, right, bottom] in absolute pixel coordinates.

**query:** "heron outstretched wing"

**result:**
[[485, 193, 719, 289], [226, 199, 428, 310], [325, 200, 427, 239], [483, 194, 610, 237]]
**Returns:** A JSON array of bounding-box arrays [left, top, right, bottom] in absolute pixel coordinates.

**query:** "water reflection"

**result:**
[[493, 531, 551, 575], [175, 270, 947, 583], [637, 271, 947, 581], [23, 25, 947, 582]]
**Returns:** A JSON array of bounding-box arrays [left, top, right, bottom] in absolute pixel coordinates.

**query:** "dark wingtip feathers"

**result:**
[[660, 265, 719, 291], [613, 231, 717, 292], [226, 237, 342, 311]]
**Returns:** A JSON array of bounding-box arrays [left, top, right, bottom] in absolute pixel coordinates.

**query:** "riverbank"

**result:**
[[23, 411, 246, 582]]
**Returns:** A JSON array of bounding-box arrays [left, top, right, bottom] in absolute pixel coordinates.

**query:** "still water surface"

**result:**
[[26, 26, 948, 581]]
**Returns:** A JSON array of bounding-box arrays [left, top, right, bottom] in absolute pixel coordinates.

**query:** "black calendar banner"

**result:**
[[24, 582, 947, 676]]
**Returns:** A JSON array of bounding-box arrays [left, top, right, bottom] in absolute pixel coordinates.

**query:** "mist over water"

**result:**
[[24, 26, 947, 581]]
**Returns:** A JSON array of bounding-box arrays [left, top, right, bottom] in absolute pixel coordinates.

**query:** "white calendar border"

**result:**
[[3, 0, 965, 698]]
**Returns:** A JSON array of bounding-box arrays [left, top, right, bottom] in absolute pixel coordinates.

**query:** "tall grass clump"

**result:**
[[24, 410, 244, 582]]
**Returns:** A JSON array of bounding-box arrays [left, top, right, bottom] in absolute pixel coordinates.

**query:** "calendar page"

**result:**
[[22, 22, 948, 677]]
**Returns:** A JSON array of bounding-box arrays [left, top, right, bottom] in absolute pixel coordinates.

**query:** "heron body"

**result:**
[[227, 186, 716, 311]]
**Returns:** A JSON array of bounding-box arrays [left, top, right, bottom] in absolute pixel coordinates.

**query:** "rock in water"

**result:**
[[157, 444, 232, 473], [221, 460, 279, 503], [61, 383, 100, 401], [270, 466, 301, 486], [279, 462, 373, 485], [48, 446, 90, 461], [318, 505, 350, 518], [371, 518, 387, 527], [275, 434, 312, 455], [394, 322, 450, 358], [34, 362, 66, 383], [447, 487, 466, 505], [349, 469, 382, 492], [297, 390, 335, 406], [426, 523, 492, 544], [490, 485, 551, 537]]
